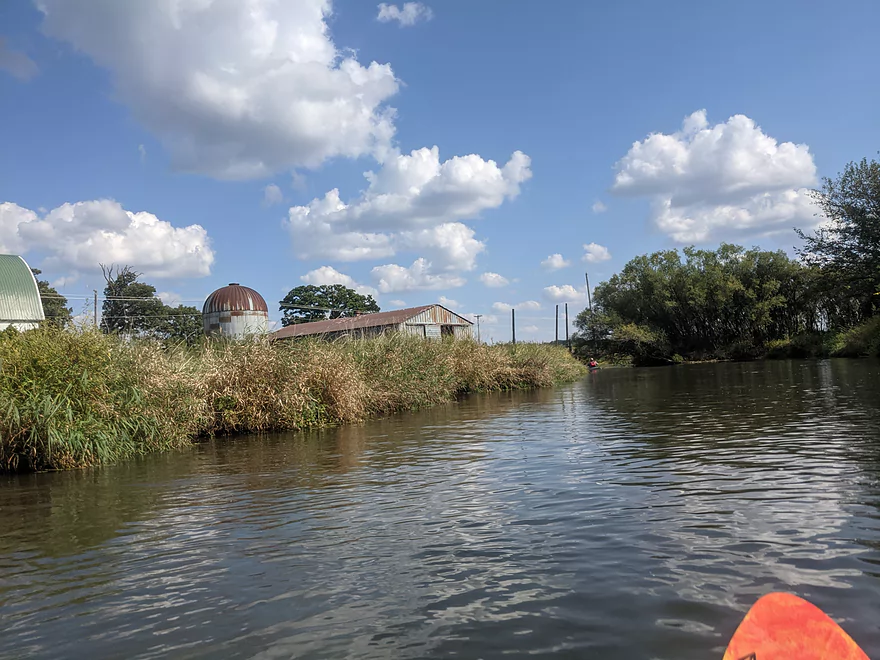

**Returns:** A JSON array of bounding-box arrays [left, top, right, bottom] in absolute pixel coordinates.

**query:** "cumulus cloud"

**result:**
[[438, 295, 459, 308], [371, 258, 465, 293], [157, 291, 182, 306], [592, 201, 607, 214], [612, 110, 818, 242], [389, 299, 406, 306], [541, 253, 570, 271], [286, 147, 531, 269], [0, 38, 38, 80], [35, 0, 399, 179], [263, 184, 284, 206], [377, 3, 433, 26], [542, 285, 586, 303], [300, 265, 379, 297], [0, 199, 214, 279], [479, 272, 510, 287], [582, 242, 611, 263], [491, 300, 541, 313]]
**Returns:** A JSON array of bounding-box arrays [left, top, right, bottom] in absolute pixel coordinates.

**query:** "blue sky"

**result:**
[[1, 0, 878, 341]]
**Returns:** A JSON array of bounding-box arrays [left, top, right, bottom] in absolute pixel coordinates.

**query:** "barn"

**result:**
[[0, 254, 45, 331], [272, 304, 473, 341]]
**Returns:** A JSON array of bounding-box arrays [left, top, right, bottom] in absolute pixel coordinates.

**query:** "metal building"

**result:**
[[202, 283, 269, 339], [0, 254, 45, 331], [272, 304, 473, 341]]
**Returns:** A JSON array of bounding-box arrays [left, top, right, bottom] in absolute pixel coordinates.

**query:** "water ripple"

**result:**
[[1, 359, 879, 659]]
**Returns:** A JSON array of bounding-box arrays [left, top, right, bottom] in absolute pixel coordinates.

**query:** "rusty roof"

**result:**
[[272, 304, 471, 339], [203, 283, 269, 314]]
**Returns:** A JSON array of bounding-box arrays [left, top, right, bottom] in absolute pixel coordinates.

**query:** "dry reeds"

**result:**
[[0, 327, 586, 472]]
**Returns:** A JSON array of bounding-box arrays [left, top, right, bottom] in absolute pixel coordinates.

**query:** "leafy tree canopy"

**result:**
[[31, 268, 72, 326], [279, 284, 380, 327], [99, 264, 202, 342], [796, 156, 880, 318]]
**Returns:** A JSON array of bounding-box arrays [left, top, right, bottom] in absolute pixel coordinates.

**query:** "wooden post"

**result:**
[[93, 290, 98, 328], [555, 304, 559, 345], [565, 303, 570, 350], [511, 308, 516, 345]]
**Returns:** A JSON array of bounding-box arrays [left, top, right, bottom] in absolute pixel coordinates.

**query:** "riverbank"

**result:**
[[0, 328, 586, 472], [575, 317, 880, 366]]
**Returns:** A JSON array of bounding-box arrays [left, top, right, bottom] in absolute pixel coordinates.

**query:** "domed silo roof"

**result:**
[[202, 283, 268, 315], [0, 254, 45, 331]]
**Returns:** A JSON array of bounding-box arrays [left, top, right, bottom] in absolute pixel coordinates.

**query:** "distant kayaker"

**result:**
[[588, 358, 599, 369]]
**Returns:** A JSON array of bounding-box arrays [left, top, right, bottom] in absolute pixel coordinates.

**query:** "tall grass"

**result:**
[[0, 328, 586, 472]]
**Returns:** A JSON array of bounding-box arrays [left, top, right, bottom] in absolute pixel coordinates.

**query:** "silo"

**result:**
[[202, 283, 269, 339]]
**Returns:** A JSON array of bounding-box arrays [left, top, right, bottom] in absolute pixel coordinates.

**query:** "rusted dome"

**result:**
[[203, 283, 269, 314]]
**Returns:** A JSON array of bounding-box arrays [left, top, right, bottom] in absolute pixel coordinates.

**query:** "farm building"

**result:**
[[0, 254, 45, 331], [203, 283, 269, 339], [272, 304, 473, 341]]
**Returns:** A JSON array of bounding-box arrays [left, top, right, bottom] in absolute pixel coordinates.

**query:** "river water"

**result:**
[[2, 359, 879, 659]]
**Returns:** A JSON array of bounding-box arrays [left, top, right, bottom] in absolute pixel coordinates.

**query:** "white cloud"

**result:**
[[377, 3, 433, 26], [541, 253, 570, 271], [0, 199, 214, 279], [300, 265, 379, 297], [479, 272, 510, 287], [542, 285, 586, 303], [521, 324, 540, 334], [612, 110, 818, 242], [285, 147, 531, 268], [0, 38, 38, 80], [438, 295, 459, 308], [263, 184, 283, 206], [462, 312, 497, 325], [138, 144, 146, 162], [400, 222, 484, 271], [582, 242, 611, 263], [157, 291, 182, 306], [291, 171, 307, 192], [592, 201, 607, 214], [491, 300, 541, 313], [371, 258, 465, 293], [389, 299, 406, 306], [36, 0, 399, 179]]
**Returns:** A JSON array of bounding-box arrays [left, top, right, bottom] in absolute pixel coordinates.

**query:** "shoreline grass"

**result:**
[[0, 328, 586, 472]]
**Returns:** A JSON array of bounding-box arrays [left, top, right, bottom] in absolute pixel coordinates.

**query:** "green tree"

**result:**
[[30, 268, 72, 326], [100, 265, 164, 335], [279, 284, 379, 326], [155, 305, 203, 344], [796, 156, 880, 320]]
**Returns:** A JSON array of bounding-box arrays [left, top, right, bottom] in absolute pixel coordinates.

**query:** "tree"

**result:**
[[279, 284, 379, 326], [796, 156, 880, 320], [154, 305, 203, 344], [30, 268, 72, 326], [100, 264, 165, 335]]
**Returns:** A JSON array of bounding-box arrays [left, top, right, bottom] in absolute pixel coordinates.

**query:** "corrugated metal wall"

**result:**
[[406, 306, 470, 326]]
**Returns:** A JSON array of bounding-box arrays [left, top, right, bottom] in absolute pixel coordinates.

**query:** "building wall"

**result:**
[[203, 310, 269, 339]]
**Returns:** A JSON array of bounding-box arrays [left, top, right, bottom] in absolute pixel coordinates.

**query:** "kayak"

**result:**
[[723, 593, 868, 659]]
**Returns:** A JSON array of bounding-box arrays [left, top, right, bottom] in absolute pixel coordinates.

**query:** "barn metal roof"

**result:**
[[0, 254, 44, 323], [272, 304, 472, 339]]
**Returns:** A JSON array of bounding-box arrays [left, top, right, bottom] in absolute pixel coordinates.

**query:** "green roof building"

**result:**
[[0, 254, 45, 331]]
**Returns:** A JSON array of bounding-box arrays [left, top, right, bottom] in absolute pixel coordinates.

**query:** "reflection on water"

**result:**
[[1, 360, 879, 659]]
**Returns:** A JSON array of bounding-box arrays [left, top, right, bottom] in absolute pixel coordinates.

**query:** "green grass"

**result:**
[[0, 328, 586, 472]]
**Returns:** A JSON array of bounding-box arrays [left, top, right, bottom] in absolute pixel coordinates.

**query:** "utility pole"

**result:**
[[555, 304, 559, 345], [474, 314, 482, 343], [511, 308, 516, 345], [565, 303, 570, 351]]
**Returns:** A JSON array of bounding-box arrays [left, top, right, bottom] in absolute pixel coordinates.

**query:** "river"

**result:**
[[2, 359, 879, 659]]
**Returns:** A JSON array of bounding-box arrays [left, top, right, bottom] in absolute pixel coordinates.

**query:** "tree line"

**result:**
[[575, 156, 880, 363]]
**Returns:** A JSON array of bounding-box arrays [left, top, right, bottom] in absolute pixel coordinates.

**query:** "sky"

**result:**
[[1, 0, 878, 342]]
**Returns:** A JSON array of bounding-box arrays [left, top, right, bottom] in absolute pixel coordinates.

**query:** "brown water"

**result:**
[[1, 359, 879, 659]]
